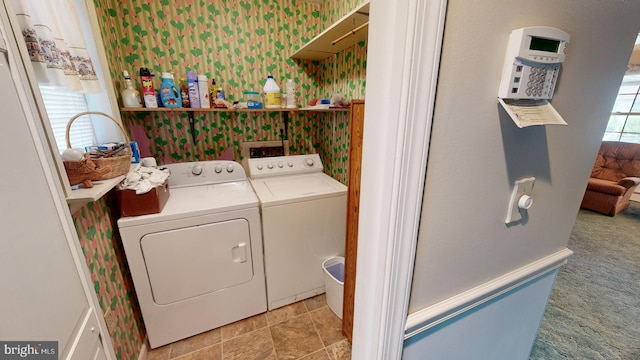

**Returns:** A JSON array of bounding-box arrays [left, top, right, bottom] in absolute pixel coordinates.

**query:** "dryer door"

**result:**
[[140, 219, 254, 305]]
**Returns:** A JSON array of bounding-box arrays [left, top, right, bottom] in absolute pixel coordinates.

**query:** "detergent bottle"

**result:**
[[159, 72, 182, 108]]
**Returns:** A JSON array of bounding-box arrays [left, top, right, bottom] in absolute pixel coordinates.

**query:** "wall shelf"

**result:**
[[120, 106, 348, 144], [290, 1, 370, 60], [66, 174, 127, 213], [65, 104, 351, 211], [120, 107, 349, 113], [121, 107, 232, 113]]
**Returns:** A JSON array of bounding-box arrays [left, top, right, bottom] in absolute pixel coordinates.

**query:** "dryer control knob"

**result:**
[[267, 163, 274, 169], [226, 164, 234, 173], [192, 165, 203, 175], [305, 158, 314, 167], [257, 164, 263, 170], [287, 162, 294, 167], [278, 162, 284, 168], [214, 165, 223, 173]]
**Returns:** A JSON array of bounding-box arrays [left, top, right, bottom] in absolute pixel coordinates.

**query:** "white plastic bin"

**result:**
[[322, 256, 345, 319]]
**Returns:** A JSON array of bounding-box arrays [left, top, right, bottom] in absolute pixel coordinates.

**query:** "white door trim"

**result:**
[[352, 0, 448, 359]]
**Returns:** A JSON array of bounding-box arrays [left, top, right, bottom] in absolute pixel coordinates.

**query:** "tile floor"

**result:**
[[146, 294, 351, 360]]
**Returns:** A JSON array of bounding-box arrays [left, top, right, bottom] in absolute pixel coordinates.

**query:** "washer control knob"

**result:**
[[305, 158, 314, 167], [226, 164, 234, 173], [192, 165, 203, 175], [267, 163, 274, 169], [214, 165, 223, 173], [288, 162, 294, 167], [278, 162, 284, 168], [257, 164, 263, 170]]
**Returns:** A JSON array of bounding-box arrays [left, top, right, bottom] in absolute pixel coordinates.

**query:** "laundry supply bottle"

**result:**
[[179, 77, 190, 108], [198, 74, 211, 108], [159, 72, 182, 108], [139, 67, 158, 108], [186, 71, 201, 108], [209, 79, 217, 105], [121, 70, 142, 108], [153, 74, 163, 107], [263, 75, 281, 109], [285, 79, 297, 108]]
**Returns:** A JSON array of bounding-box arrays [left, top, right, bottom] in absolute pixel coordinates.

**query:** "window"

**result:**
[[39, 86, 97, 155], [604, 73, 640, 144], [603, 34, 640, 144]]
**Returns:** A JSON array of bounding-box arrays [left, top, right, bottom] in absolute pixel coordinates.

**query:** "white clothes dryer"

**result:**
[[247, 154, 347, 310], [117, 161, 266, 349]]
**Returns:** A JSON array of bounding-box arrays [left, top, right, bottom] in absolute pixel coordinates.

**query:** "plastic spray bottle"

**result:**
[[139, 67, 158, 108]]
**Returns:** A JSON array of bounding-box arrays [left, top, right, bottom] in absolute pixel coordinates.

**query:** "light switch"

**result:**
[[505, 177, 535, 224]]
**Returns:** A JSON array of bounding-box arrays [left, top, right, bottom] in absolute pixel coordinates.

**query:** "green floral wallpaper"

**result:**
[[93, 0, 366, 181], [80, 0, 366, 358], [72, 197, 145, 360]]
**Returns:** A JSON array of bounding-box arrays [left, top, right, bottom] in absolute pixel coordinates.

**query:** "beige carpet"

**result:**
[[530, 202, 640, 359]]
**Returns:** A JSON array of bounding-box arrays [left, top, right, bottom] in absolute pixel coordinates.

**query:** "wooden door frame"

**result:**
[[342, 100, 365, 341]]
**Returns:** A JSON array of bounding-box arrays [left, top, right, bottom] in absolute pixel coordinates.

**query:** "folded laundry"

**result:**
[[118, 164, 170, 194]]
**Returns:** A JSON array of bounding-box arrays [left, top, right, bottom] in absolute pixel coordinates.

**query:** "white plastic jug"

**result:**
[[263, 75, 281, 108]]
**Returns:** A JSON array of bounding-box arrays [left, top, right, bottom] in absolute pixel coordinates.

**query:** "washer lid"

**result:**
[[250, 173, 346, 206], [117, 180, 258, 227]]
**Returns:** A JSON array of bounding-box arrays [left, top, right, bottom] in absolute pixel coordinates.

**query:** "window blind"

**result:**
[[39, 85, 97, 154]]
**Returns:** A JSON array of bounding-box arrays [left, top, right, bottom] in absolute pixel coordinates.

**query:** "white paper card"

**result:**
[[498, 98, 567, 128]]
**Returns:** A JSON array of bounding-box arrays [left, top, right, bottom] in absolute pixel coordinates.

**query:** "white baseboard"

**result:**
[[137, 336, 149, 360], [631, 191, 640, 203]]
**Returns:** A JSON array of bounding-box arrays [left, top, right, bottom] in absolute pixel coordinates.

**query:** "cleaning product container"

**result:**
[[285, 79, 297, 108], [186, 71, 200, 108], [197, 74, 211, 108], [263, 75, 281, 108], [179, 77, 190, 108], [139, 67, 157, 108], [322, 256, 345, 319], [245, 91, 262, 109], [121, 70, 141, 108], [159, 72, 182, 108]]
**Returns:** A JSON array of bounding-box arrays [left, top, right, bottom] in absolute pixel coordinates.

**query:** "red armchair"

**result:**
[[580, 141, 640, 216]]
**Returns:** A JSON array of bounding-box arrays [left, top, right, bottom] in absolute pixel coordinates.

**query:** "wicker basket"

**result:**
[[65, 111, 131, 181]]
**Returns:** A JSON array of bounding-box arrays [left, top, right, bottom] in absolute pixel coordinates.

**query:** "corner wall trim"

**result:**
[[137, 336, 149, 360], [404, 248, 573, 339]]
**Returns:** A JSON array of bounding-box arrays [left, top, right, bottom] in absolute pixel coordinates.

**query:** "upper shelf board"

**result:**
[[290, 1, 370, 60]]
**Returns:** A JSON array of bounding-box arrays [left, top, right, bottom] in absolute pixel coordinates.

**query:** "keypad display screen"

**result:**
[[529, 36, 560, 53]]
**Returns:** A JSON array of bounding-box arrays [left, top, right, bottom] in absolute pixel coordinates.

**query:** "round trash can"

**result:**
[[322, 256, 345, 319]]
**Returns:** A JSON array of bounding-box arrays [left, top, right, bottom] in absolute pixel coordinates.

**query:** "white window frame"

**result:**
[[5, 0, 123, 196], [604, 72, 640, 144]]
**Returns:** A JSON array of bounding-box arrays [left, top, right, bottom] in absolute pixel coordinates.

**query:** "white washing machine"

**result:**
[[247, 154, 347, 310], [117, 161, 266, 349]]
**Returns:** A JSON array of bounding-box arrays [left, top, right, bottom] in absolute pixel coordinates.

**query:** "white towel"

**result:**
[[119, 165, 170, 195]]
